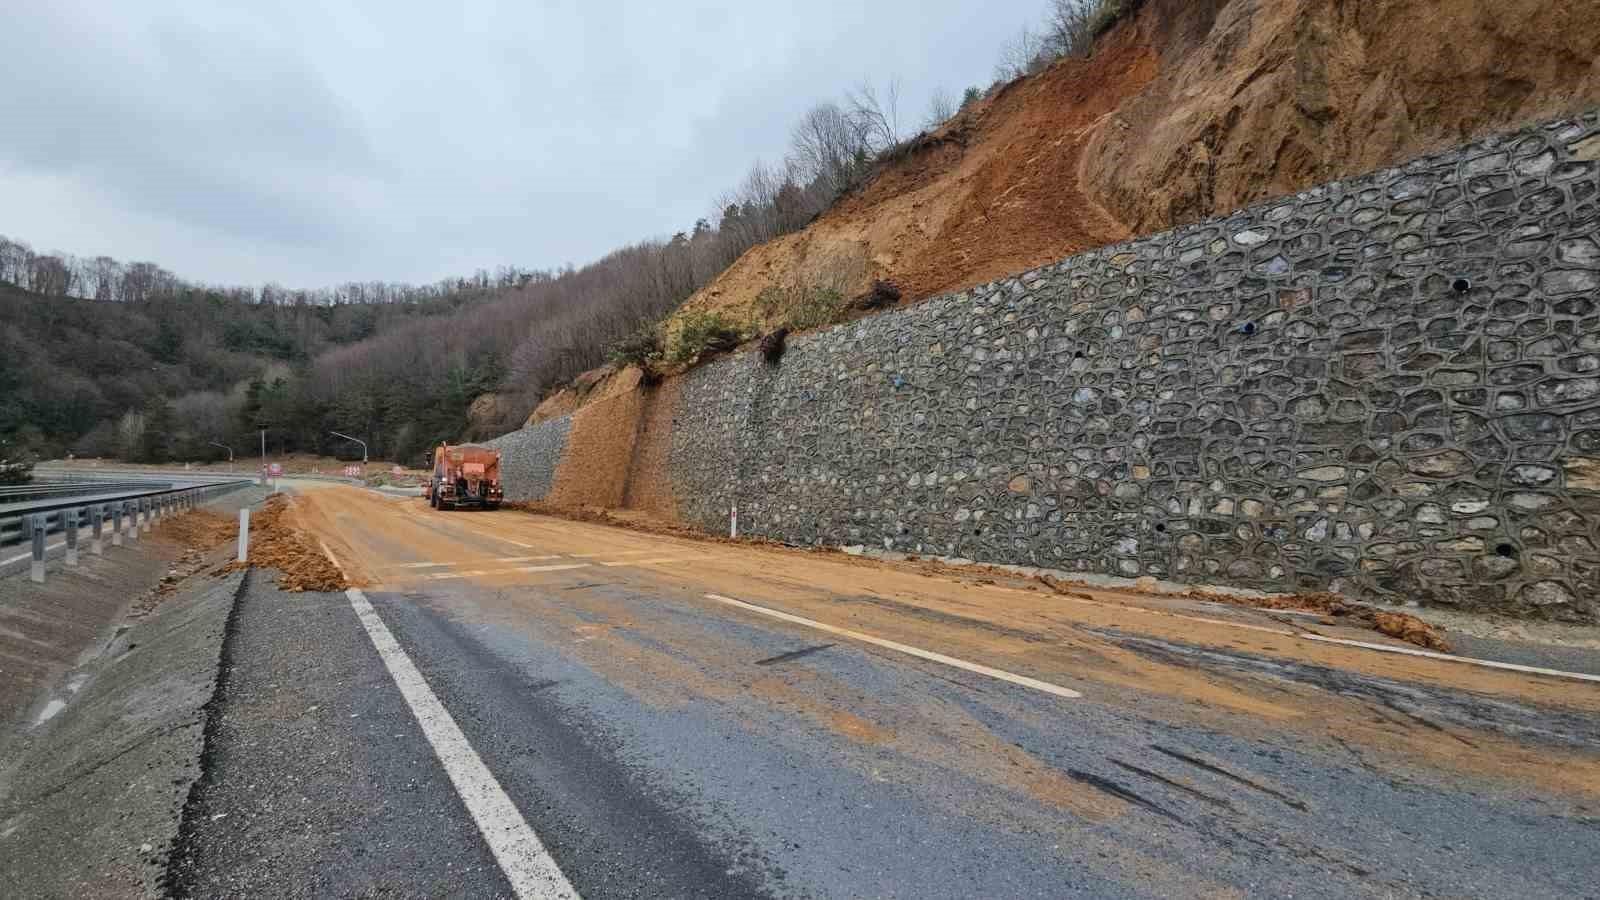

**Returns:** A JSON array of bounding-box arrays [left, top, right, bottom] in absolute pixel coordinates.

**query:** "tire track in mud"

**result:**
[[1090, 628, 1600, 752]]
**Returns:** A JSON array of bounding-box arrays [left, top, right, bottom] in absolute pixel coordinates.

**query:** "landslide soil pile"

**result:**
[[664, 0, 1599, 338], [1186, 589, 1453, 652], [225, 495, 349, 592], [129, 509, 240, 618]]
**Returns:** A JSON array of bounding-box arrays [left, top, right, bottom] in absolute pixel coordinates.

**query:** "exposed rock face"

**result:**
[[660, 0, 1600, 350], [1085, 0, 1600, 238]]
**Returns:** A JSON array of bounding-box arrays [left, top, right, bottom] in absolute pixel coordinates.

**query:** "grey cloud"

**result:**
[[0, 0, 1039, 287]]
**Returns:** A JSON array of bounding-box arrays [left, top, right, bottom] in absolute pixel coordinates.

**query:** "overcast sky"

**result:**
[[0, 0, 1040, 289]]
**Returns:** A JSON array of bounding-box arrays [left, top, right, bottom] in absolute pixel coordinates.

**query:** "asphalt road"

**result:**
[[168, 483, 1600, 898]]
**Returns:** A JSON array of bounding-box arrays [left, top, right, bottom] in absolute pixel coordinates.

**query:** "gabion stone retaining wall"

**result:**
[[668, 111, 1600, 621], [483, 416, 570, 502]]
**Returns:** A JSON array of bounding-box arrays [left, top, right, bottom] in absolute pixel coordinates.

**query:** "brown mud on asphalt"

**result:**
[[284, 485, 1600, 804], [222, 494, 350, 592], [513, 499, 1452, 651], [1181, 590, 1452, 652], [448, 581, 1132, 829]]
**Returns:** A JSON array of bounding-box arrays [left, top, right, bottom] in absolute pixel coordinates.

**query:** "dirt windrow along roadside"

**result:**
[[222, 494, 350, 592]]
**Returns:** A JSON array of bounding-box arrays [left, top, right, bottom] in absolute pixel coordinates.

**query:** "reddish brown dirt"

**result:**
[[1086, 0, 1600, 236], [280, 485, 1600, 803], [1184, 589, 1453, 652], [668, 20, 1155, 336], [619, 379, 682, 520], [547, 388, 645, 509], [517, 499, 1454, 651], [611, 0, 1599, 380], [128, 509, 240, 618], [224, 494, 349, 592], [154, 508, 237, 552]]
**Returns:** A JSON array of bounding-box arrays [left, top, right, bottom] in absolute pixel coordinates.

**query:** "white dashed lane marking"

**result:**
[[703, 593, 1084, 700]]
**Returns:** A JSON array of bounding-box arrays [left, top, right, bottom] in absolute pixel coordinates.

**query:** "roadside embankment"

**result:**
[[0, 565, 246, 898], [0, 486, 269, 897]]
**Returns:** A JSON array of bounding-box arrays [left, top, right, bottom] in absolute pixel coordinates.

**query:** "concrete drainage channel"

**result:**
[[0, 480, 265, 897]]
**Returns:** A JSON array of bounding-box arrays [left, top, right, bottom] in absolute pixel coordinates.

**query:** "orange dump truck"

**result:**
[[425, 443, 504, 510]]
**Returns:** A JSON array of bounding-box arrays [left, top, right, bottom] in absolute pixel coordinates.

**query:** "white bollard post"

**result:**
[[112, 504, 124, 547], [91, 505, 104, 555], [29, 516, 45, 584], [730, 503, 738, 539], [237, 508, 250, 563], [127, 501, 140, 542], [64, 508, 79, 567]]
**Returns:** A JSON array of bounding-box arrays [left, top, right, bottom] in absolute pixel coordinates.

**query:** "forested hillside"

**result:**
[[0, 277, 498, 466], [0, 209, 787, 467]]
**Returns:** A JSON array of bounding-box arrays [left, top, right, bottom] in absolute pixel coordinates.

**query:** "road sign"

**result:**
[[268, 462, 284, 477], [344, 464, 362, 478], [392, 465, 405, 476]]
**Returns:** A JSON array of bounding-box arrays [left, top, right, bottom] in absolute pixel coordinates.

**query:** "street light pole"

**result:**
[[329, 431, 368, 464], [257, 424, 267, 486], [207, 441, 234, 472]]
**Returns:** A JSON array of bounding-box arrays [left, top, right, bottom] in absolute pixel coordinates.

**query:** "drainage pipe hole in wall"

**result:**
[[1453, 277, 1472, 294], [1495, 543, 1516, 558]]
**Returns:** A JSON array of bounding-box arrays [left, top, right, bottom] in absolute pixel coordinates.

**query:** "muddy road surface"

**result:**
[[169, 482, 1600, 898]]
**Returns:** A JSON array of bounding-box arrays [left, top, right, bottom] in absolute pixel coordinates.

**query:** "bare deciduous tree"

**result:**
[[994, 25, 1051, 83], [789, 102, 869, 199], [1046, 0, 1117, 59], [847, 78, 903, 153], [923, 87, 957, 129]]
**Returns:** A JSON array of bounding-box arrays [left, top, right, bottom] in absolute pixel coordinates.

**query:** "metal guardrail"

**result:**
[[0, 481, 176, 504], [1, 478, 254, 583]]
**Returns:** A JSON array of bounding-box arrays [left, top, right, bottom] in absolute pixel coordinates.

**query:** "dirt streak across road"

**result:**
[[189, 481, 1600, 898]]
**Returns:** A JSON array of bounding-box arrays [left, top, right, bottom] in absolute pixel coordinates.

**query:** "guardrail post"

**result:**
[[237, 508, 250, 563], [111, 504, 124, 546], [30, 515, 45, 584], [64, 508, 79, 567], [127, 501, 140, 542], [91, 505, 105, 555]]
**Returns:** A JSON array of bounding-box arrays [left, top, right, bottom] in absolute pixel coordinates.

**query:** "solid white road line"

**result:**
[[1297, 633, 1600, 684], [600, 557, 697, 567], [346, 588, 580, 899], [703, 593, 1083, 700]]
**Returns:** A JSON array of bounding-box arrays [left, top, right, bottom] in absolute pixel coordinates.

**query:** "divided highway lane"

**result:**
[[176, 482, 1600, 898]]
